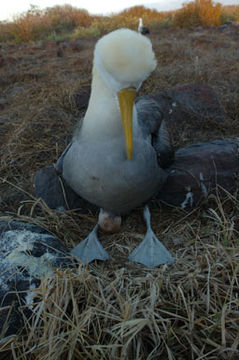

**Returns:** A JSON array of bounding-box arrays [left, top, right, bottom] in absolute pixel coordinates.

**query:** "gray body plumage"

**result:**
[[60, 97, 172, 214], [63, 135, 166, 214]]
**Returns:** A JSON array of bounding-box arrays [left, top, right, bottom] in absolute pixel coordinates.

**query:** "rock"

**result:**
[[0, 98, 8, 111], [157, 139, 239, 208], [34, 140, 239, 213], [0, 53, 5, 67], [0, 220, 72, 337], [149, 83, 228, 145], [34, 83, 233, 212], [57, 48, 64, 57], [34, 165, 98, 213], [73, 83, 227, 131], [72, 85, 91, 111], [217, 23, 239, 36], [163, 83, 227, 123], [71, 39, 82, 52], [217, 24, 229, 31], [0, 188, 26, 208]]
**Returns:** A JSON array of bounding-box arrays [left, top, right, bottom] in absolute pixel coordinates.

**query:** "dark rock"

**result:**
[[34, 83, 234, 212], [34, 140, 239, 213], [0, 187, 26, 208], [34, 165, 98, 213], [0, 221, 72, 337], [71, 39, 82, 52], [0, 99, 8, 111], [73, 83, 227, 136], [0, 53, 6, 67], [57, 48, 64, 57], [157, 139, 239, 208], [217, 24, 229, 31], [138, 83, 229, 146], [72, 85, 91, 111], [217, 23, 239, 34], [153, 84, 227, 143], [163, 83, 227, 122]]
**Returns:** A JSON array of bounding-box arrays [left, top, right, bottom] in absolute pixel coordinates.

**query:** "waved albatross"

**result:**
[[138, 18, 150, 35], [57, 29, 174, 268]]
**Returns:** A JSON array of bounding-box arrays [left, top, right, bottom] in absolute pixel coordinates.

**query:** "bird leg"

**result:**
[[128, 205, 174, 268], [71, 209, 121, 265], [71, 224, 109, 265]]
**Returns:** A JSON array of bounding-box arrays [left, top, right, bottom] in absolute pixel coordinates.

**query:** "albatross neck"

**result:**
[[80, 64, 137, 141]]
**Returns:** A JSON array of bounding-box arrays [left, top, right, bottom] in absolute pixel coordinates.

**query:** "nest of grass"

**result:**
[[0, 26, 239, 359]]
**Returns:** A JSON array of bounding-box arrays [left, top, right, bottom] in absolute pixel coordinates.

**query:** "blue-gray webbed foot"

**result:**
[[128, 205, 174, 268], [71, 224, 109, 265]]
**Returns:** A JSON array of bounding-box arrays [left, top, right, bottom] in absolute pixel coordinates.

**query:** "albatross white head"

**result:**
[[138, 18, 143, 32], [81, 29, 157, 160]]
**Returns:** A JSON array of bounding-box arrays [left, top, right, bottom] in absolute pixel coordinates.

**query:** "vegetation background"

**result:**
[[0, 0, 239, 43]]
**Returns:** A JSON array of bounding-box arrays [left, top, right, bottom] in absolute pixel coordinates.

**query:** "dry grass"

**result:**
[[1, 196, 239, 359], [0, 5, 93, 43], [0, 24, 239, 359]]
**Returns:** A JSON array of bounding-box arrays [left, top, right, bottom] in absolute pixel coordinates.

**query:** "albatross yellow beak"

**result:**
[[117, 87, 137, 160]]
